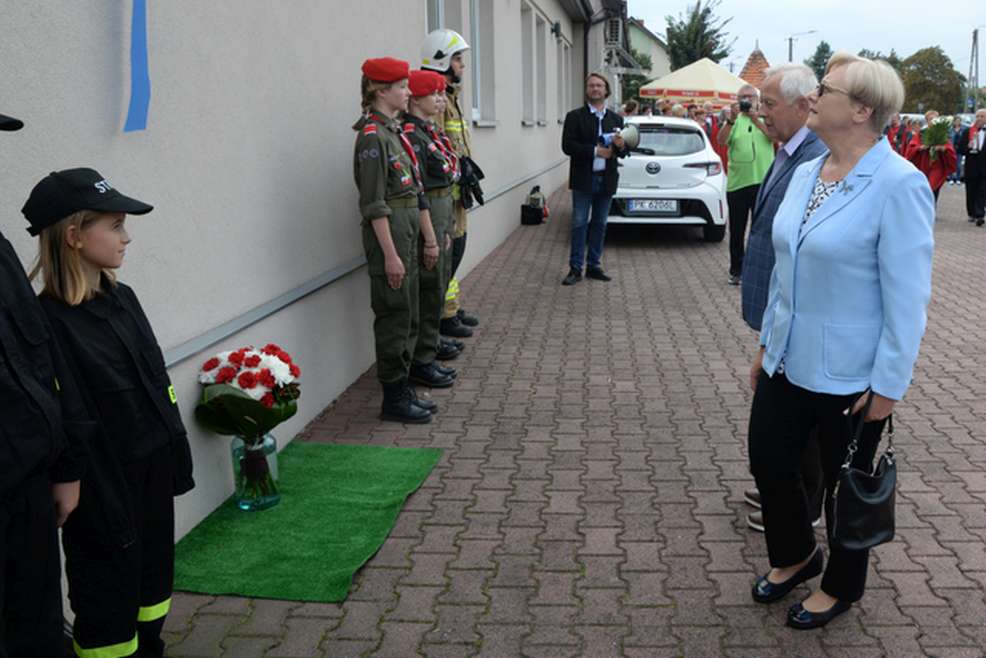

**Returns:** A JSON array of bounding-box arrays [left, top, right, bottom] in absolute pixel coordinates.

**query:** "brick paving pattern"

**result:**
[[164, 185, 986, 657]]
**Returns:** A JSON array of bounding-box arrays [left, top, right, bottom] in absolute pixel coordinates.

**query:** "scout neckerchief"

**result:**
[[424, 122, 456, 177], [371, 111, 421, 189]]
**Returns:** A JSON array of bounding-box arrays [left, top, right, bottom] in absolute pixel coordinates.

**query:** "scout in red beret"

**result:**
[[361, 57, 410, 83], [408, 70, 446, 97]]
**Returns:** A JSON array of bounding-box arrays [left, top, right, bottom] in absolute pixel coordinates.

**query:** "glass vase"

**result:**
[[230, 434, 280, 511]]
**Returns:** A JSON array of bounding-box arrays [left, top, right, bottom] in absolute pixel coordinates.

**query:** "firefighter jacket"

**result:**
[[39, 279, 194, 547], [438, 84, 472, 159], [0, 231, 92, 499]]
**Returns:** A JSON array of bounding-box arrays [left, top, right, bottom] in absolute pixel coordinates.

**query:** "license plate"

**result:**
[[628, 199, 678, 213]]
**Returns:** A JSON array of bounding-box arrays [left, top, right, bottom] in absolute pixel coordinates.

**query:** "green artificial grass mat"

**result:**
[[173, 441, 441, 602]]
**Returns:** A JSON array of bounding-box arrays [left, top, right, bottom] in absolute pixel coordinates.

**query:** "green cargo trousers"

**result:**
[[363, 200, 420, 384], [414, 190, 453, 364]]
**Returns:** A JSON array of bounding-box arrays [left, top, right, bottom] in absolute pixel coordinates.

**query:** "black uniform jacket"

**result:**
[[957, 127, 985, 182], [0, 231, 93, 500], [39, 279, 194, 547], [562, 104, 628, 196]]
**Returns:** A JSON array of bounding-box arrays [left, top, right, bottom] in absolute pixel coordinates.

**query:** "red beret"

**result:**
[[361, 57, 410, 83], [408, 70, 445, 97]]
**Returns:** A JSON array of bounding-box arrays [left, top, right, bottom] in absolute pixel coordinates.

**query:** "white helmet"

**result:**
[[420, 29, 470, 73]]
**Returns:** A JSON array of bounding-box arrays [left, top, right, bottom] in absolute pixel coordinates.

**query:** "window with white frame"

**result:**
[[535, 16, 547, 125], [427, 0, 462, 35], [469, 0, 496, 122], [427, 0, 443, 32], [521, 3, 534, 125]]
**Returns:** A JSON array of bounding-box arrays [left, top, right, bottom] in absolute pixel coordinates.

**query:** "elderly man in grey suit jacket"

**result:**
[[740, 64, 829, 533]]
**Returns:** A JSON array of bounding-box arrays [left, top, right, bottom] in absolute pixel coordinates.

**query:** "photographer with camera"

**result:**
[[718, 84, 774, 286]]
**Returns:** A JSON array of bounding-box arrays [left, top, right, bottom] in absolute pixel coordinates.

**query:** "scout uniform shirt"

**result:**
[[402, 114, 458, 192], [353, 112, 427, 223], [0, 230, 91, 497]]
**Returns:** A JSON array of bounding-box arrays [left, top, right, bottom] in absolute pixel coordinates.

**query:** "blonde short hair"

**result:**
[[824, 51, 904, 133], [29, 210, 116, 306], [671, 104, 687, 118]]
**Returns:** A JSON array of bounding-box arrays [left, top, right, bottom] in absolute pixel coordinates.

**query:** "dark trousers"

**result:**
[[801, 427, 825, 520], [0, 472, 64, 658], [727, 184, 760, 276], [966, 174, 986, 219], [414, 194, 452, 364], [450, 233, 466, 280], [749, 371, 887, 602], [65, 445, 175, 657]]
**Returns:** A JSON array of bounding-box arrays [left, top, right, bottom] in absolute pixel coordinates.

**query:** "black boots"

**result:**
[[437, 337, 462, 360], [440, 315, 473, 338], [381, 380, 432, 424], [457, 309, 479, 327], [410, 362, 456, 388]]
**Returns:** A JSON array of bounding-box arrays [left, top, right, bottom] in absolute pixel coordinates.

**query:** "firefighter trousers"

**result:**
[[65, 444, 175, 658], [0, 470, 64, 658]]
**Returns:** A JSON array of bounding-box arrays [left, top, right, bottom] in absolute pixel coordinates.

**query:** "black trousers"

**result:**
[[64, 445, 175, 657], [449, 232, 467, 280], [749, 371, 887, 602], [0, 472, 64, 658], [966, 174, 986, 219], [727, 184, 760, 276]]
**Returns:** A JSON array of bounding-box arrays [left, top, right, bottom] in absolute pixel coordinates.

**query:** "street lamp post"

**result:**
[[787, 30, 819, 63]]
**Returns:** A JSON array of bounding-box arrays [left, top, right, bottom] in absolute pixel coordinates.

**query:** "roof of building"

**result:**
[[627, 17, 668, 50], [738, 48, 771, 88]]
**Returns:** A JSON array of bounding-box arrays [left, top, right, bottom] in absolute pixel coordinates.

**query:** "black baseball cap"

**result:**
[[0, 112, 23, 131], [22, 168, 153, 236]]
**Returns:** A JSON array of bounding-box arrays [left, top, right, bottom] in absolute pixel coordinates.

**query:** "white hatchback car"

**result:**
[[609, 116, 728, 242]]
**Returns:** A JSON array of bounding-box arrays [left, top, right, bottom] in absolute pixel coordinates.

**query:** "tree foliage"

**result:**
[[622, 47, 654, 102], [900, 47, 965, 113], [664, 0, 734, 71], [804, 41, 833, 81], [857, 49, 903, 72]]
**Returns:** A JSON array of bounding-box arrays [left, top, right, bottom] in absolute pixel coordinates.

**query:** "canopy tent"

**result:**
[[638, 58, 747, 108]]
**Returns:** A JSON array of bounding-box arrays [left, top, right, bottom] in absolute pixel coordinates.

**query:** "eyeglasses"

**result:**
[[816, 81, 851, 98]]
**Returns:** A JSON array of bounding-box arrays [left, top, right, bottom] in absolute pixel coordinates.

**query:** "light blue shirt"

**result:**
[[588, 103, 613, 172], [764, 125, 810, 190]]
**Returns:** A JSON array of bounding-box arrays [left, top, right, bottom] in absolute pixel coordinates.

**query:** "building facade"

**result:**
[[0, 0, 628, 537], [627, 17, 671, 81]]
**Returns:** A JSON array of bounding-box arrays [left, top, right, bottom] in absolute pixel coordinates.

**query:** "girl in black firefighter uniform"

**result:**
[[22, 168, 195, 658], [1, 113, 94, 658]]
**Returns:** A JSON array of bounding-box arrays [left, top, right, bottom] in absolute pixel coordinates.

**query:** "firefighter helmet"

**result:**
[[420, 29, 470, 73]]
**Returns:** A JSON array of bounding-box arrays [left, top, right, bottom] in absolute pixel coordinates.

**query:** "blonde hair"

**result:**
[[29, 210, 116, 306], [352, 76, 395, 130], [671, 104, 687, 118], [824, 51, 904, 133]]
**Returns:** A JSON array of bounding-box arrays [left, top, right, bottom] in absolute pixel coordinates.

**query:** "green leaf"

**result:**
[[195, 384, 298, 438]]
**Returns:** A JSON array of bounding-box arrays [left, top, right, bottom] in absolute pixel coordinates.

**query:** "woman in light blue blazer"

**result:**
[[747, 52, 935, 630]]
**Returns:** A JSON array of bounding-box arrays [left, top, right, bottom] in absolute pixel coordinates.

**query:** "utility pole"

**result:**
[[787, 30, 818, 63], [970, 27, 983, 112]]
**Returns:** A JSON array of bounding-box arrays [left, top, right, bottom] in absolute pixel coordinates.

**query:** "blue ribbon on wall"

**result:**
[[124, 0, 150, 132]]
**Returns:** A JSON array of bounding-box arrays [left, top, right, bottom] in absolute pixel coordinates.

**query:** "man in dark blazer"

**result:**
[[740, 65, 828, 533], [560, 72, 628, 285], [957, 108, 986, 226]]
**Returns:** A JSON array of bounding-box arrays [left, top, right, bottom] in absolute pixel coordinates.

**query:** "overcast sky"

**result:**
[[628, 0, 986, 81]]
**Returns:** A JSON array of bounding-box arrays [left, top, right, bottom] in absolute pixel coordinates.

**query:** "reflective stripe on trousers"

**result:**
[[73, 634, 138, 658]]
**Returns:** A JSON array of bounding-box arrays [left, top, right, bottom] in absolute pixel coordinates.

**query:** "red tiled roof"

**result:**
[[739, 49, 771, 88]]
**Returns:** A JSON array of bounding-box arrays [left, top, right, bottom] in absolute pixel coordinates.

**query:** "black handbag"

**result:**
[[831, 395, 897, 551]]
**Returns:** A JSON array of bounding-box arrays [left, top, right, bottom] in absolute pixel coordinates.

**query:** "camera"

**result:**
[[739, 100, 753, 113]]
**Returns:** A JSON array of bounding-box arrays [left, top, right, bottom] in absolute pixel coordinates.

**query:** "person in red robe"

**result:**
[[905, 111, 957, 202]]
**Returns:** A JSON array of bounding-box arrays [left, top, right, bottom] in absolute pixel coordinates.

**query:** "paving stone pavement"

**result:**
[[165, 184, 986, 657]]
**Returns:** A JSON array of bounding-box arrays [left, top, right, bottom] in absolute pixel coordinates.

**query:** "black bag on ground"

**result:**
[[521, 185, 548, 225], [831, 394, 896, 551]]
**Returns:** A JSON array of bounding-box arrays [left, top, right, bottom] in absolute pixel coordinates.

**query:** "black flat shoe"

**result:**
[[786, 599, 851, 630], [586, 267, 611, 282], [751, 549, 823, 604]]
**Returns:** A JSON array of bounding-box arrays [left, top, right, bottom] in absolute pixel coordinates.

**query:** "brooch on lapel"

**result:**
[[840, 182, 855, 194]]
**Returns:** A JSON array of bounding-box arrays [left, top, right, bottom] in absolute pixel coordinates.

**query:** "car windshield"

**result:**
[[634, 125, 705, 156]]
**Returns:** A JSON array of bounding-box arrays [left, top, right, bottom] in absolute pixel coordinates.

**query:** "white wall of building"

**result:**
[[0, 0, 585, 538], [628, 21, 671, 81]]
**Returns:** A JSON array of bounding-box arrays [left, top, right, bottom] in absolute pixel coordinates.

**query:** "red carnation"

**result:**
[[237, 371, 258, 389], [260, 392, 275, 409], [202, 357, 221, 372], [228, 350, 245, 366], [262, 343, 282, 355], [289, 363, 301, 378], [215, 366, 237, 384], [245, 354, 262, 368], [258, 368, 276, 389], [276, 350, 292, 364]]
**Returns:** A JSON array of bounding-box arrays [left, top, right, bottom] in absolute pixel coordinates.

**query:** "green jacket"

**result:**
[[353, 113, 424, 221], [402, 114, 457, 191], [726, 113, 775, 192]]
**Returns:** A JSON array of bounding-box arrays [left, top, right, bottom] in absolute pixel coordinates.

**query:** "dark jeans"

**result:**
[[0, 472, 64, 658], [569, 175, 613, 271], [727, 184, 760, 276], [749, 371, 887, 602]]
